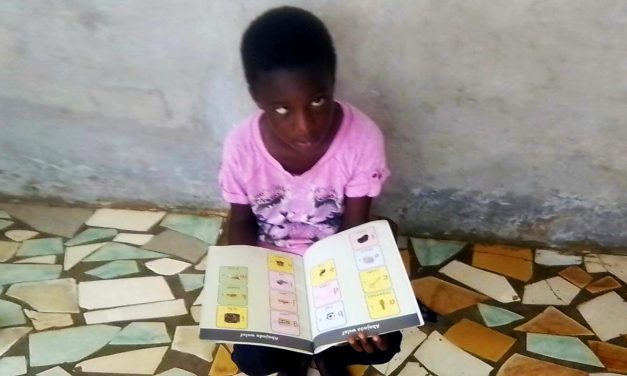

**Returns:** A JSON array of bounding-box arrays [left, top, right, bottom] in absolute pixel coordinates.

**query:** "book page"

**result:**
[[302, 221, 423, 352], [199, 245, 313, 354]]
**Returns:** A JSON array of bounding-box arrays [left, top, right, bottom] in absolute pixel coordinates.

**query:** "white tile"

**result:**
[[522, 276, 580, 305], [414, 331, 492, 376], [535, 249, 582, 265], [14, 255, 56, 264], [7, 278, 79, 313], [4, 230, 38, 242], [86, 208, 165, 231], [145, 258, 191, 276], [75, 346, 168, 375], [63, 243, 106, 270], [37, 366, 72, 376], [84, 299, 187, 324], [24, 309, 73, 331], [0, 326, 32, 356], [193, 289, 205, 306], [584, 254, 607, 273], [190, 306, 201, 323], [172, 325, 216, 362], [439, 260, 520, 303], [0, 210, 10, 219], [398, 362, 430, 376], [374, 327, 427, 375], [577, 291, 627, 341], [113, 233, 154, 245], [78, 276, 174, 310], [585, 254, 627, 284]]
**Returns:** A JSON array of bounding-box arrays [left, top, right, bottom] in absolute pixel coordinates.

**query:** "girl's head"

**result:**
[[241, 7, 339, 152]]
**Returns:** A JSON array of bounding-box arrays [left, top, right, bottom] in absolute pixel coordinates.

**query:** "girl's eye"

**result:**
[[274, 107, 288, 115], [311, 98, 326, 107]]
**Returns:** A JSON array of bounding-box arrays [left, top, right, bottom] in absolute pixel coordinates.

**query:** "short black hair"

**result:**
[[241, 6, 337, 87]]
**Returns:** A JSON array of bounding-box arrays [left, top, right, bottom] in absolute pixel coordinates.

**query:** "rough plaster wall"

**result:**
[[2, 1, 627, 249]]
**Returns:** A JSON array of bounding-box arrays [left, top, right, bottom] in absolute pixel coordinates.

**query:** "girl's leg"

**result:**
[[231, 344, 311, 376], [315, 331, 403, 375]]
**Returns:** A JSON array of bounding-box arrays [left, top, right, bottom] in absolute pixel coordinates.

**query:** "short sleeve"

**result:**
[[345, 125, 390, 198], [218, 135, 250, 205]]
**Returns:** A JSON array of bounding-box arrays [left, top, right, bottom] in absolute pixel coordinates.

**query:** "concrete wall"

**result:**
[[2, 1, 627, 249]]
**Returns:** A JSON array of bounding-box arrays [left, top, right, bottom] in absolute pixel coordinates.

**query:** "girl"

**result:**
[[219, 6, 401, 375]]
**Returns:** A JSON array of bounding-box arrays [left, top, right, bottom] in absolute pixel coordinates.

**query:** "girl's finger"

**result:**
[[358, 333, 375, 353], [348, 336, 364, 352], [372, 335, 388, 351]]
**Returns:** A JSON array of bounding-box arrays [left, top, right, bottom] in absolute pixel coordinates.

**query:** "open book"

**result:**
[[199, 220, 423, 354]]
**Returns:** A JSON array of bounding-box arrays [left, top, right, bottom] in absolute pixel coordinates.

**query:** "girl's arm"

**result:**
[[340, 196, 372, 230], [227, 203, 258, 246]]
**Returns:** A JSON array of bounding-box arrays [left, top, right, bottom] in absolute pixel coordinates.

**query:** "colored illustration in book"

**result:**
[[219, 266, 248, 286], [315, 301, 346, 331], [269, 271, 296, 292], [217, 306, 248, 329], [310, 260, 337, 287], [271, 311, 300, 336], [359, 267, 391, 293], [312, 279, 342, 308], [354, 246, 385, 270], [349, 227, 379, 250], [268, 254, 294, 273], [218, 285, 248, 306], [365, 290, 399, 319], [270, 290, 298, 313]]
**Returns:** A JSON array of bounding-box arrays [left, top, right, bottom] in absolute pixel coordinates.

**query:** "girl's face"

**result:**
[[251, 67, 337, 153]]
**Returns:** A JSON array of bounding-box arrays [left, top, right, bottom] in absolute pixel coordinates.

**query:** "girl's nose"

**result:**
[[295, 111, 315, 140]]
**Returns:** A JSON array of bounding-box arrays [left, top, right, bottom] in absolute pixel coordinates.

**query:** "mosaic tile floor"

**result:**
[[0, 202, 626, 375]]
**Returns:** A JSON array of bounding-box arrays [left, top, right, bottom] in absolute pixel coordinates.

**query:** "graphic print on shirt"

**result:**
[[252, 186, 343, 248]]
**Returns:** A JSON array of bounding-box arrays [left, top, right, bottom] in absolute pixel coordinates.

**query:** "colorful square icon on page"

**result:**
[[310, 260, 337, 287], [219, 266, 248, 286], [269, 271, 296, 292], [270, 290, 298, 313], [359, 267, 391, 293], [271, 311, 300, 336], [268, 254, 294, 273], [218, 284, 248, 306], [365, 290, 399, 319], [216, 306, 248, 329], [350, 227, 379, 250]]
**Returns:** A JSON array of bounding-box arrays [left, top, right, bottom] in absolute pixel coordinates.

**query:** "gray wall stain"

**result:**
[[2, 1, 627, 251]]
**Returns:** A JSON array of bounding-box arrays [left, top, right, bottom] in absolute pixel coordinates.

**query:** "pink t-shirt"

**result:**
[[219, 101, 389, 255]]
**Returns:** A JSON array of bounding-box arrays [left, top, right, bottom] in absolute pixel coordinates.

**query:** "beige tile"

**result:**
[[514, 306, 593, 336], [0, 326, 32, 356], [86, 208, 165, 231], [496, 353, 587, 376], [143, 230, 208, 263], [14, 255, 56, 264], [24, 309, 73, 331], [0, 241, 19, 262], [586, 276, 621, 294], [84, 299, 187, 324], [75, 346, 168, 375], [7, 278, 79, 313], [558, 266, 592, 288], [397, 362, 429, 376], [195, 255, 207, 271], [172, 325, 216, 362], [113, 233, 154, 245], [440, 260, 520, 303], [535, 249, 582, 266], [4, 230, 39, 242], [577, 291, 627, 341], [0, 203, 92, 238], [37, 366, 72, 376], [414, 331, 492, 376], [522, 277, 580, 305], [373, 326, 427, 375], [411, 276, 489, 315], [63, 242, 106, 270], [444, 318, 516, 362], [587, 341, 627, 374]]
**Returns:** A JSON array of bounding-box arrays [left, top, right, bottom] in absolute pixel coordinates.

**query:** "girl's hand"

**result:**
[[347, 332, 388, 353]]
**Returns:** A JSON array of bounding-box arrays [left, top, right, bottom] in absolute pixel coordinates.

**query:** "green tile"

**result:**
[[83, 242, 167, 262], [110, 322, 170, 345], [65, 228, 117, 247], [527, 333, 604, 367], [157, 368, 196, 376], [410, 238, 466, 266], [0, 264, 62, 286], [17, 238, 64, 257], [477, 303, 524, 327], [178, 273, 204, 292], [0, 219, 13, 231], [29, 325, 120, 367], [0, 300, 27, 328], [0, 356, 26, 375], [0, 210, 10, 219], [85, 260, 139, 279], [160, 214, 222, 245]]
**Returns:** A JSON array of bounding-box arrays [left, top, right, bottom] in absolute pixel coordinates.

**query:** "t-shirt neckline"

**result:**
[[253, 100, 350, 179]]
